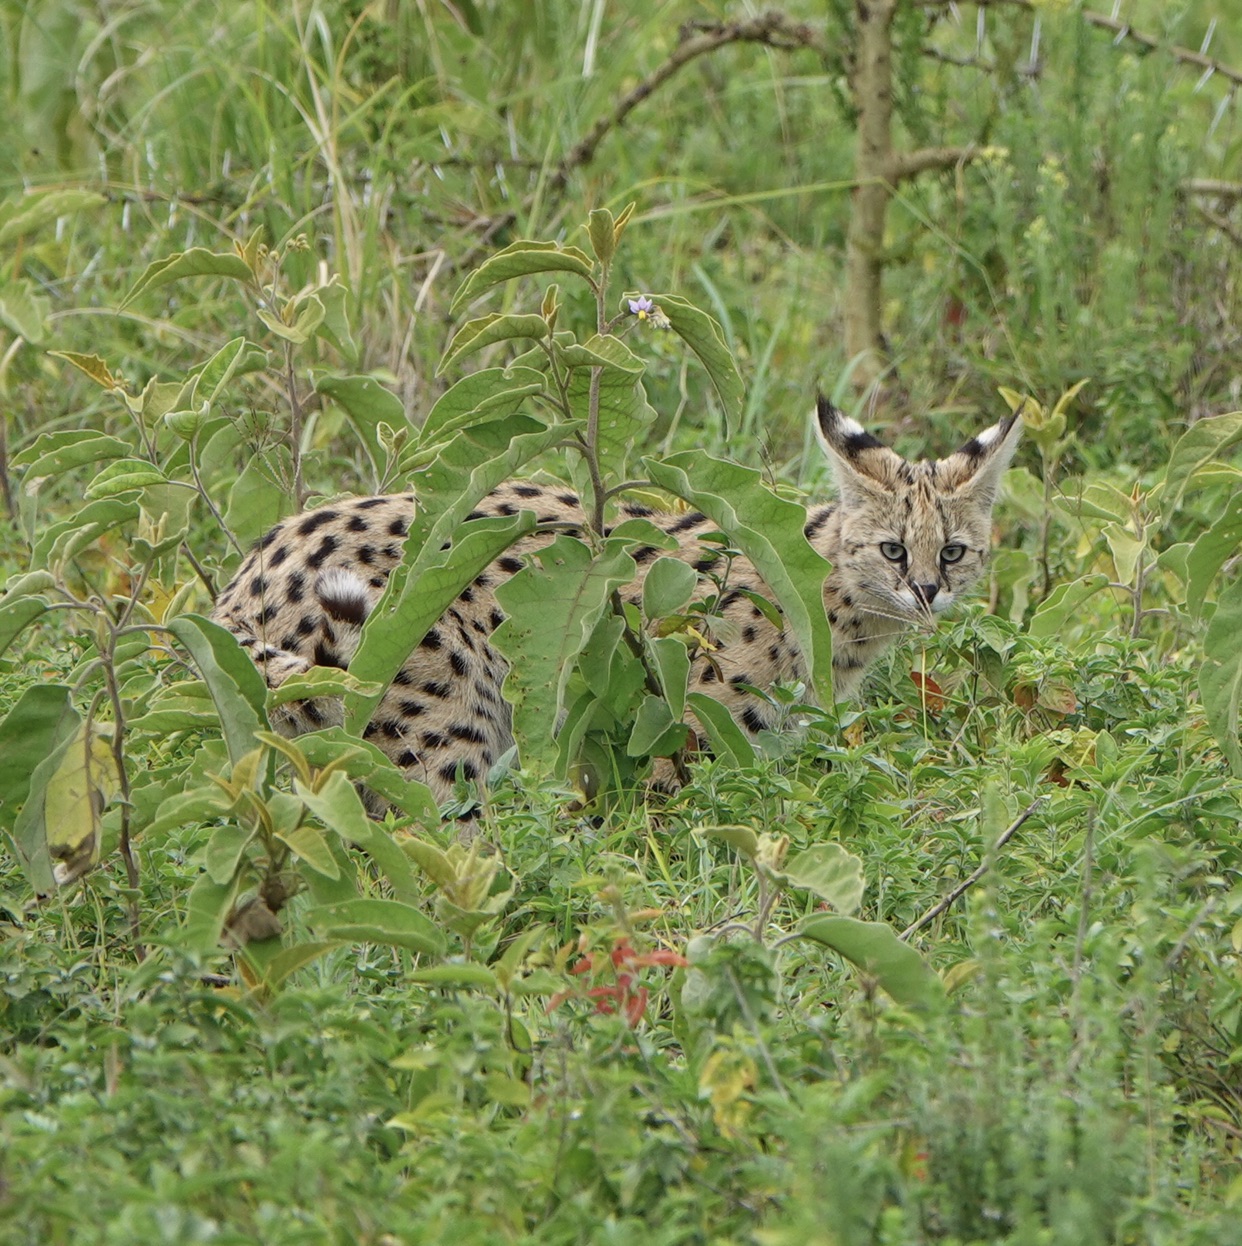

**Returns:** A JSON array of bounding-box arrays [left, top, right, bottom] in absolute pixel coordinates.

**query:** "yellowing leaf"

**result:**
[[47, 722, 120, 886]]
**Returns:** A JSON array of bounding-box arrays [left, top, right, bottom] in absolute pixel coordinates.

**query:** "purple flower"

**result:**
[[628, 296, 653, 319]]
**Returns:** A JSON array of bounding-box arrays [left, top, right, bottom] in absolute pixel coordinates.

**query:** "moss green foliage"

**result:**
[[3, 1, 1242, 1241]]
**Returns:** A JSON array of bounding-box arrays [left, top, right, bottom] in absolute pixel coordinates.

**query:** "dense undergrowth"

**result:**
[[3, 1, 1242, 1242]]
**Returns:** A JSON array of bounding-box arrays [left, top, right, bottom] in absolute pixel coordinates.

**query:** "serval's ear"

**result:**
[[938, 411, 1024, 505], [813, 395, 906, 502]]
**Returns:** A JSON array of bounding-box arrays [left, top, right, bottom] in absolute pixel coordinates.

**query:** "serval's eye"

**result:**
[[879, 541, 906, 563], [940, 543, 967, 564]]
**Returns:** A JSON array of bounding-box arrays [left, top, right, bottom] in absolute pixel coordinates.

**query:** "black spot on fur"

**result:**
[[358, 545, 375, 565], [369, 576, 385, 588], [298, 510, 339, 536], [465, 510, 486, 522], [388, 517, 408, 537], [440, 759, 478, 782], [420, 628, 443, 650], [347, 515, 369, 533], [286, 573, 306, 604], [699, 666, 718, 683], [379, 720, 404, 739], [450, 651, 469, 676], [633, 545, 658, 564], [498, 502, 518, 516], [498, 556, 523, 575], [297, 614, 317, 636], [270, 546, 289, 568], [280, 633, 299, 651], [314, 640, 347, 670], [363, 722, 378, 738], [421, 731, 448, 750], [258, 603, 279, 625], [396, 749, 420, 768], [321, 588, 368, 626], [422, 680, 452, 699], [458, 585, 475, 604], [694, 553, 722, 573], [306, 534, 339, 570], [741, 706, 766, 734], [623, 503, 654, 517], [804, 509, 833, 538], [249, 576, 267, 598], [355, 497, 386, 510], [729, 673, 752, 688], [489, 609, 505, 629], [449, 723, 487, 744], [474, 572, 492, 589], [393, 670, 414, 686], [400, 700, 426, 717], [743, 625, 757, 642], [513, 484, 544, 498], [259, 527, 280, 550], [381, 544, 399, 560], [301, 701, 326, 725], [557, 492, 579, 506], [670, 511, 706, 533]]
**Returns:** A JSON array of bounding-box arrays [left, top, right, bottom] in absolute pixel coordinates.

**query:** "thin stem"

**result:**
[[285, 341, 307, 509]]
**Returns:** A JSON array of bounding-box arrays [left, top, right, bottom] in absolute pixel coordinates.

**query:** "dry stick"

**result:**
[[552, 11, 822, 189], [901, 795, 1046, 941]]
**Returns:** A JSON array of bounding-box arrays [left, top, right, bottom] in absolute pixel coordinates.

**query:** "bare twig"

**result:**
[[901, 796, 1046, 940], [553, 11, 822, 189]]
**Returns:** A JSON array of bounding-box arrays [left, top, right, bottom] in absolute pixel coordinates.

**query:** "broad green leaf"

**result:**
[[451, 240, 595, 312], [1028, 574, 1110, 639], [627, 694, 687, 758], [1200, 577, 1242, 777], [85, 458, 167, 499], [121, 247, 254, 309], [304, 898, 445, 956], [296, 771, 422, 903], [686, 692, 757, 768], [587, 209, 618, 266], [315, 373, 406, 469], [798, 915, 944, 1010], [33, 497, 141, 567], [314, 275, 358, 360], [774, 843, 864, 915], [1165, 411, 1242, 510], [182, 873, 239, 954], [222, 457, 291, 548], [345, 513, 536, 734], [642, 555, 698, 620], [418, 366, 547, 445], [0, 279, 50, 343], [564, 335, 655, 479], [0, 594, 51, 660], [43, 721, 120, 885], [438, 313, 549, 375], [196, 336, 269, 409], [275, 825, 340, 879], [1054, 479, 1132, 525], [205, 824, 252, 885], [1186, 493, 1242, 616], [48, 351, 124, 390], [643, 454, 834, 705], [256, 290, 326, 344], [347, 415, 570, 731], [253, 941, 346, 991], [409, 964, 499, 989], [648, 293, 744, 431], [649, 635, 690, 721], [9, 692, 82, 894], [1102, 523, 1145, 585], [492, 536, 637, 774], [15, 430, 134, 478], [266, 666, 383, 708], [168, 616, 269, 766], [695, 823, 761, 858], [0, 188, 105, 245]]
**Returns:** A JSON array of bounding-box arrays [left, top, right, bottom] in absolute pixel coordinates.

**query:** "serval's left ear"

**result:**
[[940, 411, 1024, 505]]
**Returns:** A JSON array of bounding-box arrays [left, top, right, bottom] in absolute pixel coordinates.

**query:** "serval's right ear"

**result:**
[[813, 395, 902, 502]]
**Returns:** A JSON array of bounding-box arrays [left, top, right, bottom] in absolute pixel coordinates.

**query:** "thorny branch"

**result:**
[[552, 11, 823, 189]]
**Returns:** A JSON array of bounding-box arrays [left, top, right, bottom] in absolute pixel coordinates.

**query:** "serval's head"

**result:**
[[814, 395, 1023, 627]]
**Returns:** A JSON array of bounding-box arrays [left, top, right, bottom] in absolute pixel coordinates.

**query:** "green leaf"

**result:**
[[642, 555, 698, 620], [205, 824, 252, 885], [0, 188, 105, 245], [182, 873, 239, 954], [1186, 493, 1242, 616], [648, 293, 744, 431], [223, 457, 292, 548], [256, 291, 326, 344], [1028, 574, 1110, 639], [587, 209, 617, 266], [1054, 479, 1133, 525], [266, 666, 383, 708], [1165, 411, 1242, 510], [409, 964, 499, 990], [564, 335, 655, 479], [196, 336, 269, 410], [8, 692, 82, 893], [304, 899, 445, 956], [254, 941, 347, 991], [774, 843, 864, 915], [649, 635, 690, 721], [438, 313, 550, 375], [627, 694, 687, 758], [686, 692, 757, 768], [798, 915, 944, 1010], [418, 366, 547, 445], [493, 536, 638, 775], [48, 351, 123, 390], [0, 279, 50, 343], [296, 771, 423, 903], [451, 240, 596, 312], [347, 415, 570, 731], [121, 247, 254, 309], [33, 497, 142, 567], [314, 275, 358, 360], [0, 594, 51, 661], [14, 430, 134, 479], [276, 825, 340, 880], [1102, 523, 1145, 585], [695, 823, 761, 858], [168, 616, 269, 766], [315, 373, 406, 469], [643, 454, 834, 705], [84, 458, 168, 500], [1200, 576, 1242, 777]]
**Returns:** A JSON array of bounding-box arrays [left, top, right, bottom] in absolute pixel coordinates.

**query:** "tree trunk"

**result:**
[[843, 0, 897, 391]]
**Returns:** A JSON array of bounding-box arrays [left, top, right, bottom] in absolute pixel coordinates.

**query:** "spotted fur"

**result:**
[[212, 400, 1021, 802]]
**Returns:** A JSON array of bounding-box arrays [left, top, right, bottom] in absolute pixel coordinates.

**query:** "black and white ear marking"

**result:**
[[951, 411, 1023, 502], [315, 568, 375, 628], [815, 394, 884, 458], [954, 411, 1021, 461]]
